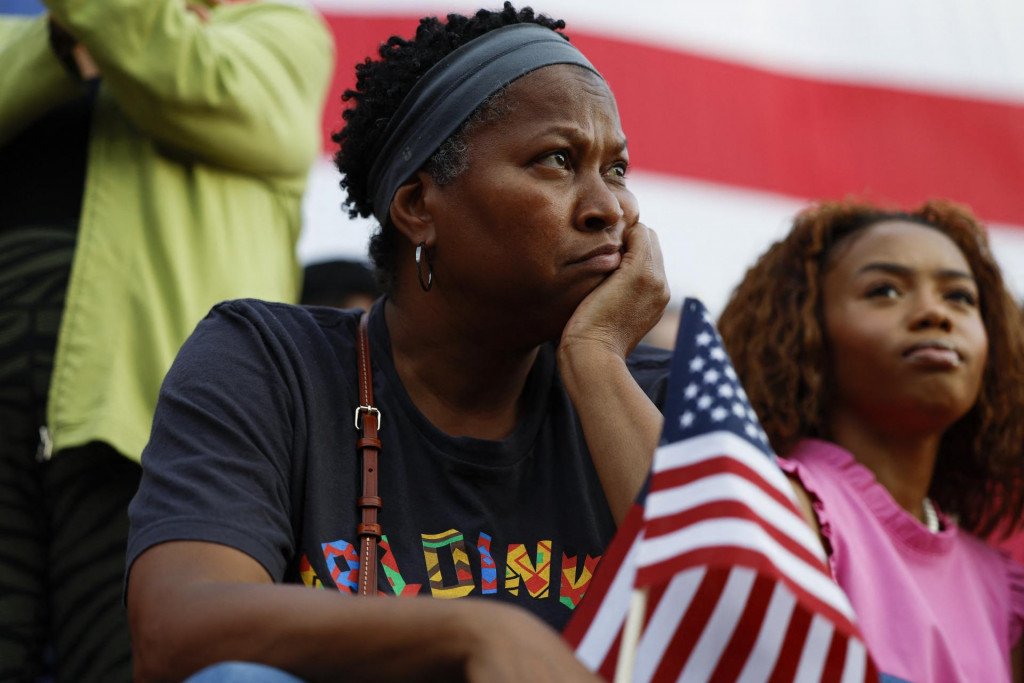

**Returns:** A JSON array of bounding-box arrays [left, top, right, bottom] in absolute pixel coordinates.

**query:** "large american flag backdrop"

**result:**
[[562, 299, 876, 682], [7, 0, 1018, 310], [298, 0, 1024, 315]]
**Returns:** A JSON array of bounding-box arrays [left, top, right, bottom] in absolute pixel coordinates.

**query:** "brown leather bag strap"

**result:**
[[354, 312, 382, 596]]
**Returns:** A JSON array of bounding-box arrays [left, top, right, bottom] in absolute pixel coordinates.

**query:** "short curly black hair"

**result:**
[[332, 3, 568, 295]]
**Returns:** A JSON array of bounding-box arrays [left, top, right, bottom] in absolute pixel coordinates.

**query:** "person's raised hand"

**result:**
[[560, 221, 669, 361]]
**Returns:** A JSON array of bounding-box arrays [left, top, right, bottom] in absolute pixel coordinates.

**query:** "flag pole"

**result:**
[[614, 586, 649, 683]]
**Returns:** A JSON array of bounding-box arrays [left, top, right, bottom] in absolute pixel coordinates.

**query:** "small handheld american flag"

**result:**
[[563, 298, 876, 682]]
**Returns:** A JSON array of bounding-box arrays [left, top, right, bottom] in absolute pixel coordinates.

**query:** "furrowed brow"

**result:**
[[535, 126, 627, 153]]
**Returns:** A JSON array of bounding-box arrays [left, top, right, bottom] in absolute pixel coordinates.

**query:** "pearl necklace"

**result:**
[[922, 497, 940, 533]]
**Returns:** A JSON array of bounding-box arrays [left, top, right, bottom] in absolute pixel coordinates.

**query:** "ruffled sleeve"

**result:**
[[776, 455, 838, 576], [1006, 555, 1024, 647]]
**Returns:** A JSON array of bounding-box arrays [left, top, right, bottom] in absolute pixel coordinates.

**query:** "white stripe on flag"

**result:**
[[575, 535, 643, 670], [652, 432, 795, 500], [645, 471, 825, 560], [735, 582, 798, 683], [794, 614, 835, 683], [632, 567, 705, 683], [678, 566, 758, 682], [841, 637, 868, 683], [639, 518, 855, 620]]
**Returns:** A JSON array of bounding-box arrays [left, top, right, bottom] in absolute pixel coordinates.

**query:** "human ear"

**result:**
[[389, 172, 437, 248]]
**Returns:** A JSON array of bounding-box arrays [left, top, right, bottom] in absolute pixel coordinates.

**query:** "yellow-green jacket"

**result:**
[[0, 0, 334, 462]]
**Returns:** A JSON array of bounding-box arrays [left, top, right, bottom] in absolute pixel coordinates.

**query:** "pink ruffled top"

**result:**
[[778, 438, 1024, 683]]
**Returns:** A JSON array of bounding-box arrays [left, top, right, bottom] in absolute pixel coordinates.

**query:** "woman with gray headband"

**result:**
[[125, 4, 670, 681]]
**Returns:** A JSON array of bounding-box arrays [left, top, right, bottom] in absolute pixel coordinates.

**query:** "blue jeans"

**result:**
[[185, 662, 306, 683]]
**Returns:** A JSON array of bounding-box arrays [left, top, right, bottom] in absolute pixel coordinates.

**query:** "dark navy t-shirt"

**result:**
[[127, 298, 670, 630]]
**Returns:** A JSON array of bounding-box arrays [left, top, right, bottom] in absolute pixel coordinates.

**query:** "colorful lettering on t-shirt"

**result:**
[[322, 539, 359, 594], [421, 529, 475, 599], [505, 541, 552, 598], [478, 532, 497, 594], [310, 532, 601, 610], [299, 553, 324, 589], [559, 552, 599, 609], [380, 534, 422, 597]]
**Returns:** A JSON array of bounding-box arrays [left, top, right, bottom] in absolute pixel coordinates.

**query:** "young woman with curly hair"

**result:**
[[124, 4, 670, 682], [719, 199, 1024, 682]]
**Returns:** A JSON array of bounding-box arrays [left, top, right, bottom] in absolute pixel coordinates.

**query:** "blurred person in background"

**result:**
[[0, 0, 333, 680], [719, 200, 1024, 682], [300, 259, 380, 311], [124, 5, 670, 681]]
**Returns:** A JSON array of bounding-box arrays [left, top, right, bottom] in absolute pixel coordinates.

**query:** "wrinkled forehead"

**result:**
[[507, 62, 615, 104], [502, 63, 621, 124]]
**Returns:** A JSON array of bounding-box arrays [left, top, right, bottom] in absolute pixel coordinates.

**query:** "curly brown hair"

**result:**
[[718, 199, 1024, 537]]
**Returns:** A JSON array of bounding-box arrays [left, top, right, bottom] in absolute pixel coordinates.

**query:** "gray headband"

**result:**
[[367, 22, 602, 226]]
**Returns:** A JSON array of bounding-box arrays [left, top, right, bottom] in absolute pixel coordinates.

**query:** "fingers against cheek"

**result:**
[[627, 224, 668, 286], [618, 188, 640, 227], [647, 228, 665, 270], [623, 223, 655, 257]]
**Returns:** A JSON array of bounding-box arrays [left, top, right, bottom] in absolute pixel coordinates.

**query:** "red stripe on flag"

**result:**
[[642, 580, 670, 629], [637, 545, 860, 638], [319, 12, 1024, 226], [651, 454, 801, 514], [710, 572, 777, 680], [821, 630, 850, 683], [319, 15, 423, 139], [575, 32, 1024, 226], [649, 567, 730, 683], [768, 605, 813, 682], [642, 499, 827, 577]]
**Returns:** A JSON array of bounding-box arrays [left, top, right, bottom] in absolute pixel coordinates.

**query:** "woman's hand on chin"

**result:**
[[559, 221, 669, 361]]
